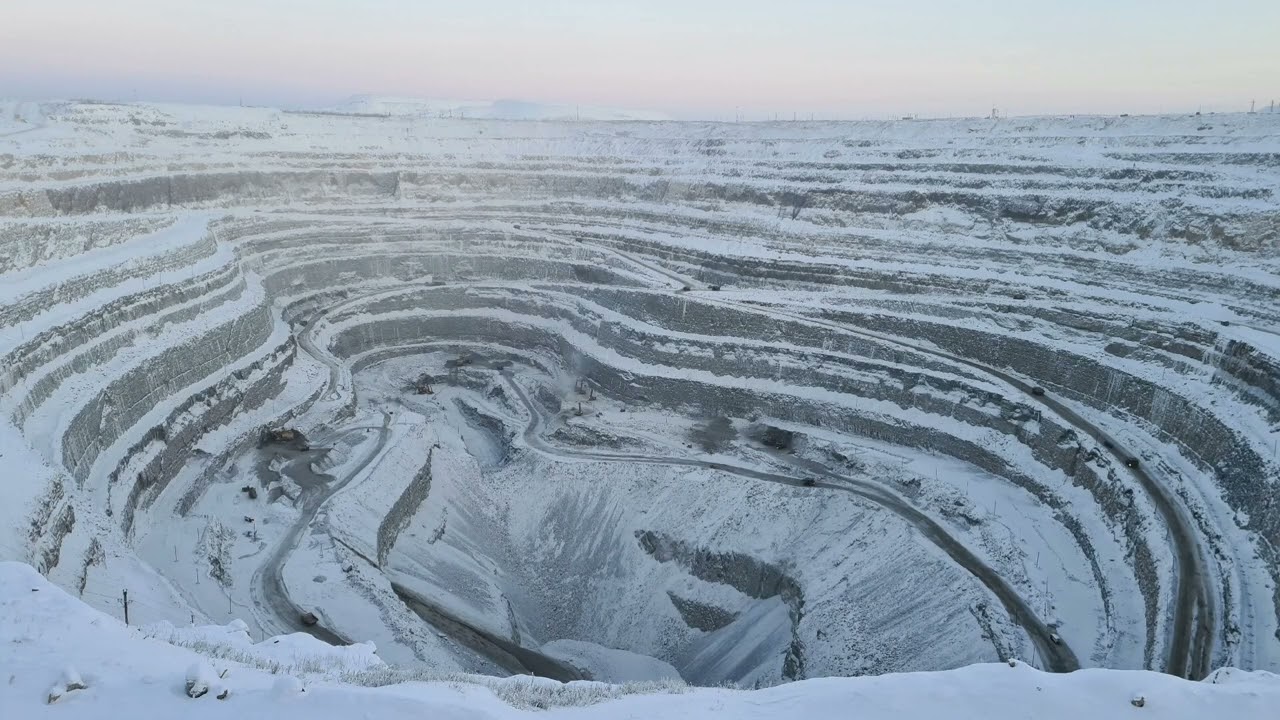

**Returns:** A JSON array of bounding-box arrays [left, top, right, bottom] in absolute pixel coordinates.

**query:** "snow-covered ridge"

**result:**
[[325, 95, 674, 121], [0, 101, 1278, 690]]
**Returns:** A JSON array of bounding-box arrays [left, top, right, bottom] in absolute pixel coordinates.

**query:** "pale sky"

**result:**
[[2, 0, 1277, 119]]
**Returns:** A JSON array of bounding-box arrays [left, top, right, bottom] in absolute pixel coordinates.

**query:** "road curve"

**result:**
[[705, 297, 1213, 679], [281, 270, 1120, 673], [244, 303, 380, 644], [571, 224, 1214, 678], [501, 371, 1080, 673], [1017, 383, 1214, 679], [247, 414, 391, 645]]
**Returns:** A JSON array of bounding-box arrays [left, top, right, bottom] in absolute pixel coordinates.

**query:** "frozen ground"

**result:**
[[1, 100, 1278, 694]]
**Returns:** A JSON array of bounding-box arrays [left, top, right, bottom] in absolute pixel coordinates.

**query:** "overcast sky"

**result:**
[[2, 0, 1277, 118]]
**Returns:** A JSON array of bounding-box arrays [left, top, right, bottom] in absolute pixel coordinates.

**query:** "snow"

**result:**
[[148, 618, 383, 676], [3, 561, 1279, 719], [541, 639, 684, 683], [326, 95, 674, 121], [185, 660, 219, 698]]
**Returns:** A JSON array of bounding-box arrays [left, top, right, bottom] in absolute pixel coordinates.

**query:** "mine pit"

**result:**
[[3, 103, 1279, 686]]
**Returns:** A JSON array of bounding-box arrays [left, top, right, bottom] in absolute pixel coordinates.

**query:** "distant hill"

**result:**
[[324, 95, 671, 121]]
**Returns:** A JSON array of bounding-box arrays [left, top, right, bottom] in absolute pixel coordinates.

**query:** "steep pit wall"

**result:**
[[61, 301, 276, 484], [0, 230, 220, 328], [110, 338, 301, 534], [0, 216, 176, 274], [325, 300, 1150, 652], [7, 266, 246, 425], [377, 450, 434, 568], [9, 160, 1270, 255], [820, 307, 1280, 633]]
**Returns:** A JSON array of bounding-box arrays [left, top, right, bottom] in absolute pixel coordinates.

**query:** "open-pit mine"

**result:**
[[2, 101, 1278, 685]]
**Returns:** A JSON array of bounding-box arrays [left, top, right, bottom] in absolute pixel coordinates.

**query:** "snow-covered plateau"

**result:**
[[1, 100, 1279, 714]]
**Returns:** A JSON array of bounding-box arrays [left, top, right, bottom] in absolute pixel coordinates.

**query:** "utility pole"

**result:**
[[122, 590, 130, 626]]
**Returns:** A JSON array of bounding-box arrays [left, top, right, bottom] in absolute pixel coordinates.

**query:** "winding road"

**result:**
[[245, 308, 393, 645], [259, 321, 581, 678], [707, 299, 1215, 679], [500, 371, 1080, 673], [253, 232, 1212, 678], [247, 419, 390, 645], [573, 234, 1213, 679]]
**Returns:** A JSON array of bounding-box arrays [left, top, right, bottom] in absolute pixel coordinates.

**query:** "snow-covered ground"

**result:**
[[2, 99, 1279, 699]]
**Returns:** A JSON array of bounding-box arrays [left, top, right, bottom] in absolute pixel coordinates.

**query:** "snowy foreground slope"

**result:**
[[1, 100, 1279, 692], [4, 562, 1279, 719]]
